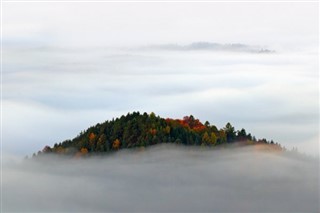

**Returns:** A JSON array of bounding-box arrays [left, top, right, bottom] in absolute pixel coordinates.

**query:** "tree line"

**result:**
[[35, 112, 283, 158]]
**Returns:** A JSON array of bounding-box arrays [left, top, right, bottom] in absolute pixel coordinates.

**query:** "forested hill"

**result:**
[[36, 112, 283, 158]]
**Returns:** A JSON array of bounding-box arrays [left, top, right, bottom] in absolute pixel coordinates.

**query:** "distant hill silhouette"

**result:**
[[35, 112, 283, 158], [141, 42, 274, 53]]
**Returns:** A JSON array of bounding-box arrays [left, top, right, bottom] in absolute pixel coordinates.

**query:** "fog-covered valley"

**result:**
[[2, 144, 319, 212]]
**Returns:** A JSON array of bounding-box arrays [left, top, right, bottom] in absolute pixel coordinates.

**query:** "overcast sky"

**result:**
[[3, 2, 318, 49], [2, 2, 319, 156]]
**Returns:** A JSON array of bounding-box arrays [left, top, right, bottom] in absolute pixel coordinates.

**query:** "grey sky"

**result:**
[[2, 2, 319, 156], [3, 2, 317, 49]]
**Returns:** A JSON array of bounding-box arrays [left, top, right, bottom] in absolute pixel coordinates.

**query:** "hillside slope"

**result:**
[[36, 112, 283, 157]]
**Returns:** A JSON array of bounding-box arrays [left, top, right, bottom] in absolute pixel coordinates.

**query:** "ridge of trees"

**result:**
[[35, 112, 284, 158]]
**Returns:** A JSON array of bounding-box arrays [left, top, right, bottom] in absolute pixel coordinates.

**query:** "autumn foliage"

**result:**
[[36, 112, 283, 158], [166, 116, 206, 132], [112, 139, 121, 150]]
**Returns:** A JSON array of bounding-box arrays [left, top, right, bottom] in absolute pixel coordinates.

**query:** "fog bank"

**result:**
[[2, 144, 319, 212]]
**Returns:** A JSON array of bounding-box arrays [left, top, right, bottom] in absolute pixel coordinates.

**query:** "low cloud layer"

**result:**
[[3, 45, 318, 156], [2, 144, 318, 212]]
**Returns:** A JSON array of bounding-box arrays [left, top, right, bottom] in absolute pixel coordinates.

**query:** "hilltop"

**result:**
[[34, 112, 284, 157], [35, 112, 283, 158]]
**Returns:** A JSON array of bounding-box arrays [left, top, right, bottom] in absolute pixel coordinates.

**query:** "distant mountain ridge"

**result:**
[[35, 112, 283, 158], [141, 42, 274, 53]]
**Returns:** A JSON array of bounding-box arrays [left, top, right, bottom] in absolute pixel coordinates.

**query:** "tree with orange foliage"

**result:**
[[89, 132, 96, 142], [150, 128, 157, 136], [74, 148, 88, 158], [89, 132, 96, 151], [80, 148, 88, 155], [112, 139, 121, 150]]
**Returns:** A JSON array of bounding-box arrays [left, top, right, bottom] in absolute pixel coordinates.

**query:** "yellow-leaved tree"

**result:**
[[112, 139, 121, 150]]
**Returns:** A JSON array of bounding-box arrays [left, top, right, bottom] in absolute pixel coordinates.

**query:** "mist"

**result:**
[[3, 47, 318, 156], [2, 144, 319, 212]]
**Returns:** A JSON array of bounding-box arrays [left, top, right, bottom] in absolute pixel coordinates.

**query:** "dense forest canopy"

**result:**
[[36, 112, 283, 158]]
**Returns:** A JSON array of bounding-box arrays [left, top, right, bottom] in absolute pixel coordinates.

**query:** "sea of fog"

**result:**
[[3, 45, 319, 157], [2, 144, 319, 212]]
